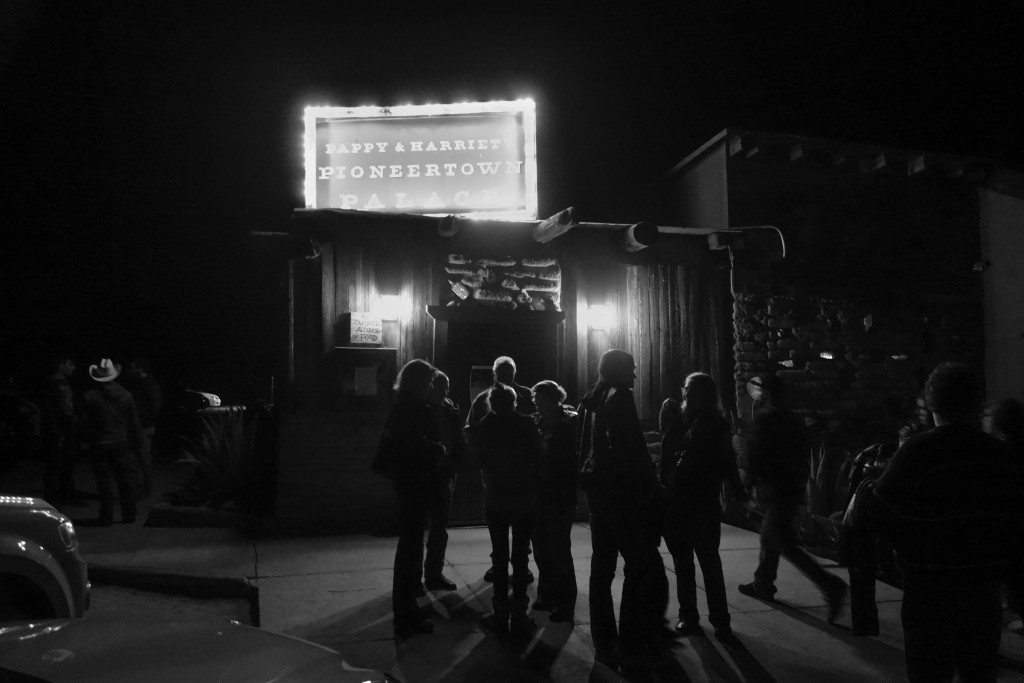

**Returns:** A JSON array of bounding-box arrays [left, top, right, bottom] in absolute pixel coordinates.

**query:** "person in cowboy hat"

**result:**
[[80, 358, 142, 525]]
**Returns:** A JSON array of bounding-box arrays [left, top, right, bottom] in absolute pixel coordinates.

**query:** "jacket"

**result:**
[[872, 422, 1023, 580], [81, 382, 143, 449], [384, 395, 445, 488], [746, 405, 809, 506], [468, 411, 541, 512], [535, 405, 578, 513], [577, 380, 657, 512], [661, 411, 744, 512]]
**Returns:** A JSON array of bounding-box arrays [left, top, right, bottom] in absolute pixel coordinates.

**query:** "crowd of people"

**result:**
[[9, 352, 162, 526], [380, 352, 1024, 681]]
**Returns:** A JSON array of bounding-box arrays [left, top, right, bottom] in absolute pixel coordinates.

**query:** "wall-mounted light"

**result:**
[[585, 304, 615, 330], [377, 294, 411, 321]]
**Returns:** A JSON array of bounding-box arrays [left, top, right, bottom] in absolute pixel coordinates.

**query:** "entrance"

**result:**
[[427, 307, 564, 524]]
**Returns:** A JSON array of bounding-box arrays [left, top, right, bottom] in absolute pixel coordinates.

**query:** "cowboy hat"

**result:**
[[88, 358, 120, 383]]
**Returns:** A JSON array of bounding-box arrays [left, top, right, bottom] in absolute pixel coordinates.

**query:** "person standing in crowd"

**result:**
[[660, 372, 746, 640], [421, 371, 463, 592], [578, 349, 668, 674], [122, 356, 162, 497], [41, 352, 80, 506], [467, 384, 542, 639], [384, 359, 446, 639], [466, 355, 536, 428], [465, 355, 536, 585], [870, 363, 1020, 682], [80, 358, 141, 526], [530, 380, 578, 624], [738, 374, 848, 621]]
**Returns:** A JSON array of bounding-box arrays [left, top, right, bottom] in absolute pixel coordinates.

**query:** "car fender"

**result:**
[[0, 533, 73, 618]]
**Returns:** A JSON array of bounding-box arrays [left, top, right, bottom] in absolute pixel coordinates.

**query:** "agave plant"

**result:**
[[169, 407, 260, 510]]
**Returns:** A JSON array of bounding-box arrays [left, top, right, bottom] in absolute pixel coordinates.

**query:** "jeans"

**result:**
[[91, 442, 138, 522], [754, 502, 842, 596], [424, 470, 455, 579], [664, 497, 730, 629], [902, 576, 1002, 682], [485, 503, 534, 603], [588, 496, 668, 658], [392, 484, 429, 624], [532, 495, 577, 612]]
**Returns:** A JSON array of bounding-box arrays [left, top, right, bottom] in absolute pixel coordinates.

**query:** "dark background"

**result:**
[[2, 1, 1021, 400]]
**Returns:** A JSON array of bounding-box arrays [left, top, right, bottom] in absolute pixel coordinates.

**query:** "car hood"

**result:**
[[0, 618, 396, 683]]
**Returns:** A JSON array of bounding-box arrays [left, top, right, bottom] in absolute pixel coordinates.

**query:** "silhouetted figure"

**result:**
[[578, 349, 668, 674], [422, 371, 463, 592], [385, 359, 445, 639], [80, 359, 141, 525], [738, 374, 848, 621], [468, 384, 542, 639], [122, 356, 161, 497], [530, 380, 578, 624], [871, 363, 1021, 682], [661, 372, 746, 640], [41, 352, 79, 505], [466, 355, 536, 586], [466, 355, 536, 428]]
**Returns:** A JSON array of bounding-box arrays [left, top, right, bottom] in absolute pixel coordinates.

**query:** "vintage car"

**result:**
[[0, 495, 90, 621], [0, 618, 400, 682]]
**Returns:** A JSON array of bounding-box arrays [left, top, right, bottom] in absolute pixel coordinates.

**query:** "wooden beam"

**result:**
[[533, 207, 578, 243], [619, 222, 659, 252]]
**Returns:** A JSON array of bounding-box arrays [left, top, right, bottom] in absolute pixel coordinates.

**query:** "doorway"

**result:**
[[430, 309, 563, 524]]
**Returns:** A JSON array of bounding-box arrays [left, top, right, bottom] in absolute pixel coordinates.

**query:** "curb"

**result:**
[[88, 564, 260, 626]]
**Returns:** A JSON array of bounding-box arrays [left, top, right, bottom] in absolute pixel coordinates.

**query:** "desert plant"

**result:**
[[169, 407, 260, 509]]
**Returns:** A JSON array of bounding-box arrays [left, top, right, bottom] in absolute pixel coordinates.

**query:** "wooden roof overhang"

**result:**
[[285, 207, 758, 269]]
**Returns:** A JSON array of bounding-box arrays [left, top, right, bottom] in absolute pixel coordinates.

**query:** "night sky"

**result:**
[[2, 1, 1021, 398]]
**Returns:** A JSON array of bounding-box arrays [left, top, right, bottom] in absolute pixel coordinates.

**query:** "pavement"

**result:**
[[6, 456, 1024, 682]]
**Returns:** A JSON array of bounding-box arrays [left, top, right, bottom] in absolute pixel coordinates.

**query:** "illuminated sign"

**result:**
[[304, 100, 537, 220]]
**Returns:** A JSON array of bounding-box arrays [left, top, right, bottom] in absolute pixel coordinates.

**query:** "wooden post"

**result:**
[[533, 207, 578, 243]]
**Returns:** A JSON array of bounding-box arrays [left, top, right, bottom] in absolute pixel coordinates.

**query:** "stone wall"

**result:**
[[732, 290, 983, 449]]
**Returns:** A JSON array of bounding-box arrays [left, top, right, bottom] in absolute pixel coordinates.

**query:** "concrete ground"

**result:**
[[5, 456, 1024, 681]]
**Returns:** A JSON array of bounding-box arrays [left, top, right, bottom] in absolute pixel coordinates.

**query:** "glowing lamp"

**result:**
[[377, 294, 411, 321], [586, 304, 615, 330]]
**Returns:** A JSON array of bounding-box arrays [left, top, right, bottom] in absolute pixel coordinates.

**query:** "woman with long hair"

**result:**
[[660, 371, 746, 640], [385, 359, 445, 638]]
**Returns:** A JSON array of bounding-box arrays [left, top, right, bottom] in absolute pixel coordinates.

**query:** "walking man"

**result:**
[[738, 374, 848, 620]]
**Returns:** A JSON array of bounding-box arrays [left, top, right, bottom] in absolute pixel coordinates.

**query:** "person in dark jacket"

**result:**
[[738, 374, 848, 621], [466, 355, 536, 586], [122, 356, 162, 497], [466, 355, 536, 428], [578, 349, 668, 673], [530, 380, 578, 624], [41, 352, 80, 505], [421, 371, 464, 592], [468, 383, 542, 639], [872, 363, 1021, 682], [80, 358, 141, 526], [384, 359, 446, 639], [660, 372, 746, 640]]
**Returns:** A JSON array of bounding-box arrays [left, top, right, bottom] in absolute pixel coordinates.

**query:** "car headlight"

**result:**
[[58, 519, 79, 551]]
